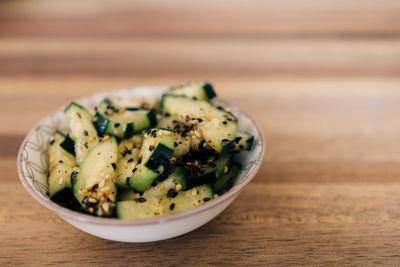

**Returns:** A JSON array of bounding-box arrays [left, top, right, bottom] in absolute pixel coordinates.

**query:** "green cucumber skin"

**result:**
[[145, 143, 174, 173], [202, 82, 216, 100], [93, 112, 109, 136], [59, 134, 76, 156], [64, 102, 86, 113], [213, 162, 241, 193], [50, 187, 73, 202], [130, 143, 175, 193], [147, 109, 157, 128]]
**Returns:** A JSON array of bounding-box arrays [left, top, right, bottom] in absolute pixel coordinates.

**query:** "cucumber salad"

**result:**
[[47, 82, 254, 219]]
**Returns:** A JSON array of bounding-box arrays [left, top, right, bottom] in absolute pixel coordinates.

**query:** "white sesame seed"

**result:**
[[99, 180, 105, 188], [214, 194, 219, 199], [58, 177, 64, 185], [88, 197, 97, 203], [102, 202, 110, 212], [192, 188, 198, 196], [160, 184, 165, 191], [176, 184, 182, 192], [224, 166, 229, 174]]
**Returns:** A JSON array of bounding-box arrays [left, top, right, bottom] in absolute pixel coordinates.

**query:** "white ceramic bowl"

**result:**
[[17, 86, 265, 242]]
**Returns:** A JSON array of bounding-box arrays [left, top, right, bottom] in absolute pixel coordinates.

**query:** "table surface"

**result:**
[[1, 0, 400, 265]]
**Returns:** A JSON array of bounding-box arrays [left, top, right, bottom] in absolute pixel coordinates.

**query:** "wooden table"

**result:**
[[1, 0, 400, 265]]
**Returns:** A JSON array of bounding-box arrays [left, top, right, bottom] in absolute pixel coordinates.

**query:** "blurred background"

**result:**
[[1, 0, 400, 181]]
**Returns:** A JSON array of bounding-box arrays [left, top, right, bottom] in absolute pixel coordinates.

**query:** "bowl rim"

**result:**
[[17, 86, 265, 226]]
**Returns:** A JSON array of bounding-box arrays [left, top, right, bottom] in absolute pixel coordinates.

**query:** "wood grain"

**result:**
[[1, 0, 400, 265]]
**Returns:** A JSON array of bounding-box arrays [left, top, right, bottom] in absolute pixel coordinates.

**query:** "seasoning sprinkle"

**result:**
[[83, 130, 88, 136], [114, 122, 120, 128], [222, 121, 227, 125], [148, 145, 155, 151], [135, 197, 147, 203], [111, 163, 117, 170], [176, 184, 182, 192], [167, 189, 178, 198], [132, 168, 137, 173], [137, 157, 142, 164], [203, 197, 211, 202], [49, 138, 55, 145], [127, 158, 134, 163], [169, 203, 175, 210]]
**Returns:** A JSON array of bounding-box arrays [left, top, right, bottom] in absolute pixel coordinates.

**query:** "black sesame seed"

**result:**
[[88, 184, 98, 192], [83, 130, 88, 136], [246, 138, 253, 144], [81, 196, 88, 204], [198, 118, 203, 122], [227, 117, 233, 121], [132, 167, 137, 173], [203, 197, 211, 202], [239, 145, 244, 149], [111, 163, 117, 170], [193, 96, 198, 100], [127, 158, 134, 163], [221, 139, 230, 142], [172, 120, 178, 124], [174, 142, 178, 147], [149, 145, 155, 151], [49, 139, 55, 145], [217, 106, 224, 110], [135, 197, 147, 203], [114, 122, 120, 128], [137, 157, 142, 164], [165, 112, 171, 117], [169, 203, 175, 210], [235, 137, 242, 143], [104, 110, 109, 116], [222, 121, 227, 125], [125, 177, 131, 185], [167, 189, 178, 198]]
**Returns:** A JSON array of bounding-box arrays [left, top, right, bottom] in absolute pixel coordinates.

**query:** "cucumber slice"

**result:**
[[169, 81, 216, 101], [118, 166, 187, 200], [71, 136, 118, 216], [93, 98, 157, 138], [116, 184, 213, 219], [128, 129, 176, 193], [183, 153, 232, 187], [115, 137, 141, 188], [161, 95, 237, 153], [47, 131, 76, 200], [230, 131, 254, 152], [213, 162, 241, 193], [64, 102, 99, 164]]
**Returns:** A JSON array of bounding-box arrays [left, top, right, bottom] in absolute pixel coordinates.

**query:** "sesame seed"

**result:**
[[111, 163, 117, 170], [83, 130, 88, 136], [103, 135, 110, 141], [88, 197, 98, 203], [127, 158, 134, 163], [148, 145, 155, 151], [88, 207, 95, 213], [192, 188, 198, 196], [222, 121, 227, 125], [214, 194, 219, 198], [58, 177, 64, 185], [49, 137, 55, 145], [203, 197, 211, 202], [176, 184, 182, 192], [239, 145, 244, 149], [114, 122, 120, 128], [167, 189, 178, 198], [99, 180, 105, 188], [169, 203, 175, 210], [160, 184, 165, 191], [102, 203, 110, 212]]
